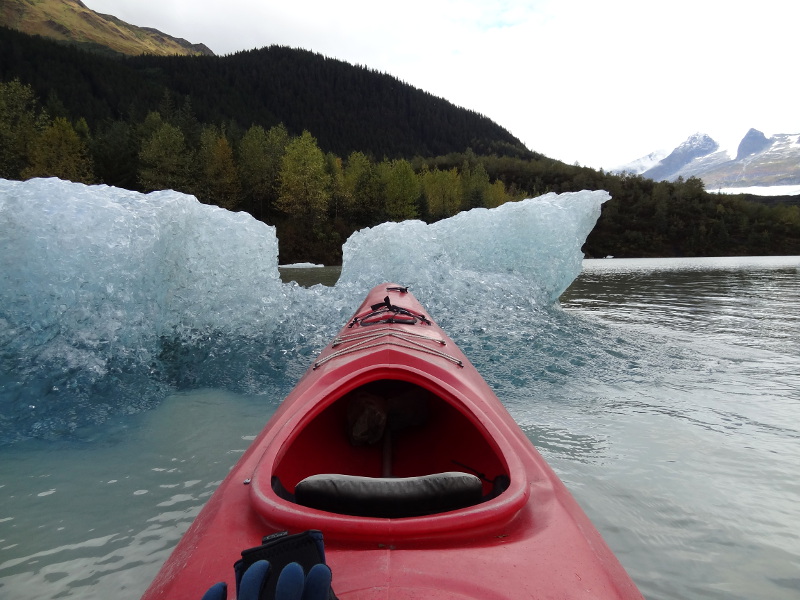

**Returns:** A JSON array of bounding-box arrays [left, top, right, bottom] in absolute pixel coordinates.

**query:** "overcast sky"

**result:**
[[84, 0, 796, 169]]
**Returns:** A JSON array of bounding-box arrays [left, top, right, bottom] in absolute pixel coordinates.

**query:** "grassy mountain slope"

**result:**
[[0, 0, 213, 56]]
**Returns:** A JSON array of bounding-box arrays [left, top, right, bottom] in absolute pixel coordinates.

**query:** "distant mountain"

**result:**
[[0, 0, 214, 56], [642, 133, 719, 183], [615, 148, 669, 175], [619, 129, 800, 190], [736, 128, 771, 160]]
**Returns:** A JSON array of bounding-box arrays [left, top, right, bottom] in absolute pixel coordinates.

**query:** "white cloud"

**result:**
[[82, 0, 797, 169]]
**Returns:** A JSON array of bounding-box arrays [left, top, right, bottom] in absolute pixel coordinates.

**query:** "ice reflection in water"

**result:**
[[0, 391, 277, 599]]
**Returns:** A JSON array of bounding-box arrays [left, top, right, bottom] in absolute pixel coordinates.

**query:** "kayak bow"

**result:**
[[142, 284, 643, 599]]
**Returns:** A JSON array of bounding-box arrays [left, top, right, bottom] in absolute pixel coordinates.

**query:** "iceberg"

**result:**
[[338, 191, 608, 308], [0, 178, 607, 444]]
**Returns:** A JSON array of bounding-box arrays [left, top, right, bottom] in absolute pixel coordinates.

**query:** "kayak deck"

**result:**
[[142, 284, 644, 600]]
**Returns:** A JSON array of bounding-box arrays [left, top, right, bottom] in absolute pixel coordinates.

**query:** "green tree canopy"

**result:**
[[238, 125, 271, 217], [484, 179, 510, 209], [21, 117, 95, 183], [276, 130, 331, 222], [342, 151, 383, 226], [380, 158, 420, 221], [421, 166, 462, 220], [197, 125, 240, 209], [461, 161, 492, 210], [237, 123, 289, 219], [138, 116, 191, 192], [0, 79, 45, 179], [324, 152, 346, 221], [91, 119, 138, 189]]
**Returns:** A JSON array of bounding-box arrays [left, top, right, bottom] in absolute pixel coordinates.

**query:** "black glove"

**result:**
[[202, 559, 332, 600], [201, 530, 336, 600]]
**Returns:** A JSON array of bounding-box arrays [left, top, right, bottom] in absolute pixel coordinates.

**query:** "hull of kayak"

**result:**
[[142, 284, 643, 599]]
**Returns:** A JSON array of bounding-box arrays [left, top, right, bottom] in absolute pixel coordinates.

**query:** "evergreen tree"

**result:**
[[21, 117, 95, 183], [238, 125, 272, 218], [197, 125, 240, 209], [325, 152, 346, 221], [0, 79, 45, 179], [461, 161, 491, 210], [174, 96, 201, 148], [138, 119, 191, 192], [343, 152, 384, 227], [238, 123, 291, 220], [91, 119, 139, 189], [157, 89, 178, 123], [138, 111, 167, 144], [263, 124, 290, 210], [652, 181, 671, 234]]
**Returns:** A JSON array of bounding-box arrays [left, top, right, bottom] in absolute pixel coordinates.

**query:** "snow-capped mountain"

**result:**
[[642, 133, 721, 183], [618, 129, 800, 192], [615, 149, 670, 175]]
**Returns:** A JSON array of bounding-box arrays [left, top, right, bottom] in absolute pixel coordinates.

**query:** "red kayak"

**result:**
[[143, 284, 643, 599]]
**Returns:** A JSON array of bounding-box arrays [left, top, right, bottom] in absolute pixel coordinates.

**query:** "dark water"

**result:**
[[279, 266, 342, 287], [2, 257, 799, 599]]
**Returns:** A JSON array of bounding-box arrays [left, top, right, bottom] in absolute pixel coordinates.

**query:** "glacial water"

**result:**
[[1, 179, 799, 599]]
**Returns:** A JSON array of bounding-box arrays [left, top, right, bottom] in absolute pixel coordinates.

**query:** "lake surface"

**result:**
[[2, 256, 799, 599], [556, 256, 800, 599]]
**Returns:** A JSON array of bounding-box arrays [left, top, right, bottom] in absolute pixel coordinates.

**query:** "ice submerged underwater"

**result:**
[[0, 178, 609, 445]]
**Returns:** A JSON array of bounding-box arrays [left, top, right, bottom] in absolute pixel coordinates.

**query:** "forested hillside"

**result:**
[[0, 26, 528, 160], [1, 26, 798, 262]]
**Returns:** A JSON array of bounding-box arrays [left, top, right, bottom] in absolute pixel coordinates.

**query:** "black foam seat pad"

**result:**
[[294, 472, 483, 518]]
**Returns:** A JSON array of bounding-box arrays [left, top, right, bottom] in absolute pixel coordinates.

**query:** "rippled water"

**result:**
[[2, 256, 799, 599], [553, 256, 800, 600]]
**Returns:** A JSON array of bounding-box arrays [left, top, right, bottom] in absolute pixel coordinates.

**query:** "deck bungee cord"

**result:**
[[314, 330, 463, 369], [347, 295, 432, 327]]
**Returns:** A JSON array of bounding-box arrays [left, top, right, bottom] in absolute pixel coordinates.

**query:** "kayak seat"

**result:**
[[294, 471, 483, 518]]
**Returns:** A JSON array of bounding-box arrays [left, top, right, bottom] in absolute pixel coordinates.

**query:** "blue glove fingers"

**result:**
[[240, 560, 271, 600], [201, 582, 227, 600], [302, 564, 332, 600], [275, 562, 305, 600]]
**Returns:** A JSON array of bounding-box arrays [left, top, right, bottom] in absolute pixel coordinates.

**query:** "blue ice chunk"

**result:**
[[338, 191, 609, 305], [0, 178, 608, 443]]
